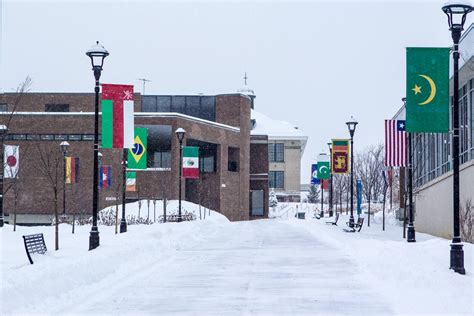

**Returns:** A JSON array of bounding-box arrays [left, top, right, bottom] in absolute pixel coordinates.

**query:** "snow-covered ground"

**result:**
[[1, 201, 473, 315]]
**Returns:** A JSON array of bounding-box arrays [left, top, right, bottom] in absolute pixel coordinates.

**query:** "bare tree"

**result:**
[[35, 143, 62, 250], [460, 199, 473, 243]]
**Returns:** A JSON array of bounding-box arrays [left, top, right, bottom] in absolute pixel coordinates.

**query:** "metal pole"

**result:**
[[450, 27, 465, 274], [63, 152, 67, 216], [0, 134, 4, 227], [89, 68, 101, 250], [120, 149, 127, 233], [320, 183, 324, 218], [407, 132, 416, 242], [178, 139, 183, 222], [389, 167, 393, 210], [328, 146, 334, 217], [349, 135, 355, 228]]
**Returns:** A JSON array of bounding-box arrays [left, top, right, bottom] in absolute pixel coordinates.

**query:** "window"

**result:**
[[68, 134, 82, 141], [200, 156, 215, 173], [142, 96, 157, 112], [26, 134, 39, 140], [228, 147, 239, 172], [171, 96, 185, 114], [250, 190, 264, 216], [268, 143, 284, 162], [140, 95, 216, 121], [0, 103, 7, 112], [45, 104, 69, 112], [187, 139, 217, 173], [269, 171, 284, 189], [55, 135, 68, 140], [136, 124, 172, 169], [82, 134, 94, 141]]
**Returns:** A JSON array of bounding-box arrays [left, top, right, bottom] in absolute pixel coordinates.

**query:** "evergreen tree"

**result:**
[[269, 190, 278, 207], [307, 185, 320, 204]]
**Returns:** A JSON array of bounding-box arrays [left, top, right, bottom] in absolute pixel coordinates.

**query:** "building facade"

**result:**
[[0, 92, 270, 223]]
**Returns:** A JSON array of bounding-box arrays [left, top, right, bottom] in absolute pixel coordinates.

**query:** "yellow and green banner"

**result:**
[[406, 47, 449, 133], [331, 139, 349, 174], [128, 128, 147, 169]]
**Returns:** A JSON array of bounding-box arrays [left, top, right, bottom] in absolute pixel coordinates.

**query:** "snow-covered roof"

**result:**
[[251, 109, 308, 153]]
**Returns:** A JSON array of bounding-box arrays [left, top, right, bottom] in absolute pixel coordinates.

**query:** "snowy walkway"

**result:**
[[59, 220, 391, 315]]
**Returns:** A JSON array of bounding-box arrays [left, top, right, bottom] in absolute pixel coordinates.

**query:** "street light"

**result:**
[[327, 142, 334, 217], [346, 116, 358, 228], [60, 141, 70, 220], [0, 124, 8, 227], [442, 1, 472, 275], [120, 150, 127, 233], [86, 41, 109, 250], [175, 128, 186, 223]]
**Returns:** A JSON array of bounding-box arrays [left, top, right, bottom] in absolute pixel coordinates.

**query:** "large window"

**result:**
[[141, 95, 216, 121], [269, 171, 284, 189], [136, 124, 172, 169], [268, 143, 284, 162], [187, 139, 217, 173], [45, 104, 69, 112], [250, 190, 264, 216], [0, 103, 7, 112]]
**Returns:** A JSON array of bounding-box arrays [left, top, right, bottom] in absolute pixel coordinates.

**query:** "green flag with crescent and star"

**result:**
[[317, 153, 330, 180], [406, 47, 449, 133]]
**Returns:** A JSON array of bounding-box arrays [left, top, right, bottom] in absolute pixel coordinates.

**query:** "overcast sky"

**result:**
[[1, 0, 473, 182]]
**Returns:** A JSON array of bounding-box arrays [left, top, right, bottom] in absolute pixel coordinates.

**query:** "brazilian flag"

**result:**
[[128, 128, 147, 169], [406, 47, 449, 133]]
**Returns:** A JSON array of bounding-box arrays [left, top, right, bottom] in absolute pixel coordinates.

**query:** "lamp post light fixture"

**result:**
[[175, 128, 186, 223], [86, 41, 109, 250], [327, 142, 334, 217], [60, 141, 70, 220], [346, 116, 358, 228], [442, 1, 472, 275], [0, 124, 8, 227]]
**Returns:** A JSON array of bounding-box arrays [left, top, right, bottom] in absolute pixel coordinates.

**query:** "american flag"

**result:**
[[385, 119, 407, 167]]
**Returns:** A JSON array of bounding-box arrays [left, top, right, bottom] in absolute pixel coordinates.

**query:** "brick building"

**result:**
[[0, 92, 269, 224]]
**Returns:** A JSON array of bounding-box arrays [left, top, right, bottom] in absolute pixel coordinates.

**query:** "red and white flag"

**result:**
[[385, 119, 407, 167], [4, 145, 19, 178]]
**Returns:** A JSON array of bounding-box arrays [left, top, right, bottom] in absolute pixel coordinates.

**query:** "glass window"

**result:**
[[157, 96, 171, 112], [13, 134, 26, 140], [171, 96, 185, 114], [142, 96, 157, 112], [269, 171, 284, 189], [228, 147, 239, 172], [0, 103, 7, 112], [55, 135, 68, 141], [26, 134, 39, 140], [40, 134, 54, 140], [136, 124, 172, 169], [68, 134, 82, 141], [250, 190, 264, 216], [269, 143, 284, 162], [200, 96, 216, 121], [153, 151, 171, 168], [82, 134, 94, 141], [186, 96, 201, 118], [45, 104, 69, 112]]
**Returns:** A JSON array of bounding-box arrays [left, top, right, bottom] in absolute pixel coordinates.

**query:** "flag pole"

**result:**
[[120, 149, 127, 233], [407, 131, 416, 242]]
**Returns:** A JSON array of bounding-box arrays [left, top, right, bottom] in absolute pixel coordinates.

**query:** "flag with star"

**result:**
[[128, 127, 147, 169], [406, 47, 449, 133]]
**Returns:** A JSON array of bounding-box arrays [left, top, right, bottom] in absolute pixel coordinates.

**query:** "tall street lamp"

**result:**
[[175, 128, 186, 223], [327, 142, 334, 217], [60, 141, 70, 219], [86, 41, 109, 250], [442, 2, 472, 275], [0, 124, 8, 227], [346, 116, 358, 228]]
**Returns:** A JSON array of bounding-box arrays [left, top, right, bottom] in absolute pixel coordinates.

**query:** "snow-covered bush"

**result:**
[[269, 190, 278, 207]]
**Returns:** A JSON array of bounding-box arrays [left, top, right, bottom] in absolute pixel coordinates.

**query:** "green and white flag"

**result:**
[[406, 47, 449, 133], [317, 153, 330, 179], [183, 146, 199, 179], [126, 172, 136, 191]]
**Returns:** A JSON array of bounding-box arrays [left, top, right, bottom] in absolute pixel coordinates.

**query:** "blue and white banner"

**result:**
[[311, 164, 320, 185]]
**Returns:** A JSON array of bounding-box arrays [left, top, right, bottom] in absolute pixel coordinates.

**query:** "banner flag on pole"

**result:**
[[385, 119, 407, 167], [99, 165, 111, 188], [128, 128, 147, 169], [66, 157, 80, 184], [321, 179, 329, 190], [4, 145, 19, 178], [406, 47, 449, 133], [126, 172, 136, 191], [101, 84, 135, 148], [357, 179, 362, 215], [183, 146, 199, 179], [331, 139, 349, 174], [311, 164, 320, 185], [317, 153, 330, 179]]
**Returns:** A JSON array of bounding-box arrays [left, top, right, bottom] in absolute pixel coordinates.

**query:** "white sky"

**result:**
[[1, 0, 473, 182]]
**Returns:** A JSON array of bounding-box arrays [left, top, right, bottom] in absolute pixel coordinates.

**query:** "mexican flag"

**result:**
[[101, 84, 135, 148], [183, 146, 199, 179], [126, 172, 136, 191]]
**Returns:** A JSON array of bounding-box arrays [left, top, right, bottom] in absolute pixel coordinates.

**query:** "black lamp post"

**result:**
[[175, 128, 186, 223], [327, 142, 334, 217], [60, 141, 70, 219], [0, 124, 8, 227], [346, 116, 358, 228], [86, 41, 109, 250], [442, 2, 472, 275], [120, 150, 127, 233]]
